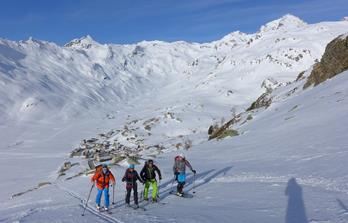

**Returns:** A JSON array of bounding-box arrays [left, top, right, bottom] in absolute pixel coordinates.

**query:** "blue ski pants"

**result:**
[[96, 188, 110, 208]]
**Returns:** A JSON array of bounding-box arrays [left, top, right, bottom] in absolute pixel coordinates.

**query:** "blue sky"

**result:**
[[0, 0, 347, 45]]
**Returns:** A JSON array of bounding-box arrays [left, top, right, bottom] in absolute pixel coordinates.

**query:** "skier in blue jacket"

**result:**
[[173, 154, 196, 196]]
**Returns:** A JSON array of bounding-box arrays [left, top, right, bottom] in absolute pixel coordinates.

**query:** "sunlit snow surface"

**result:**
[[1, 16, 348, 222]]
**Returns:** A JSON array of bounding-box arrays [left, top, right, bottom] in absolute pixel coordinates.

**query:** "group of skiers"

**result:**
[[90, 154, 196, 211]]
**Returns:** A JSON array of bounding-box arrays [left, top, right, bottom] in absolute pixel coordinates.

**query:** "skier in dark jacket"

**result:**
[[140, 159, 162, 202], [173, 154, 196, 196], [122, 164, 144, 208]]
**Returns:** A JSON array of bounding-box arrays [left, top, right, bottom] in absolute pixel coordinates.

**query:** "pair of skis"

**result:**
[[98, 207, 113, 214]]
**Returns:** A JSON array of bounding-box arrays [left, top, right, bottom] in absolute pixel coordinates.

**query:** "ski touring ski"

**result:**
[[173, 192, 193, 198], [126, 204, 146, 211], [98, 207, 113, 214]]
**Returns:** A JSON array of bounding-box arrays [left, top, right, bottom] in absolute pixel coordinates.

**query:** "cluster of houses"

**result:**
[[70, 131, 142, 164]]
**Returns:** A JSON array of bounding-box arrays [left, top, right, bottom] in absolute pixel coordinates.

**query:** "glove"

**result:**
[[122, 178, 125, 182], [192, 170, 196, 174], [159, 176, 162, 180]]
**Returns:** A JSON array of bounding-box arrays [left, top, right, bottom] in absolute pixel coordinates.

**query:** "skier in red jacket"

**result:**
[[91, 164, 115, 211]]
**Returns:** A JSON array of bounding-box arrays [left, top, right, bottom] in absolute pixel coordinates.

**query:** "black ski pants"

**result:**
[[126, 183, 138, 205]]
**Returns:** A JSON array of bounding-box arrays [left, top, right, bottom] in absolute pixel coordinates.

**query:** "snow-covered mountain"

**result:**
[[1, 15, 348, 223], [1, 14, 348, 124]]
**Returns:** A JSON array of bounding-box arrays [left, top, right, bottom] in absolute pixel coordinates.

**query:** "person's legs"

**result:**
[[133, 184, 138, 205], [126, 187, 131, 204], [103, 188, 110, 208], [151, 180, 158, 199], [144, 181, 150, 199], [96, 188, 103, 206], [177, 172, 186, 194], [178, 182, 185, 194]]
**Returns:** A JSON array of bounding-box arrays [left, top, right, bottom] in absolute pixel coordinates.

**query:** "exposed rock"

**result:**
[[296, 71, 306, 81], [246, 92, 272, 111], [304, 34, 348, 88], [11, 182, 52, 199], [209, 114, 241, 140], [261, 78, 279, 92], [208, 125, 214, 135]]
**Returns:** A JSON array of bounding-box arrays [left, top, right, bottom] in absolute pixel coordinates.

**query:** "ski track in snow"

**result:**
[[0, 204, 75, 223], [53, 182, 176, 223], [53, 183, 126, 223], [2, 165, 348, 222]]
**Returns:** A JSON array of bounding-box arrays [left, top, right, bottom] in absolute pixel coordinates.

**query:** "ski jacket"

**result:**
[[91, 169, 115, 190], [173, 156, 194, 174], [122, 169, 143, 188], [140, 164, 162, 181]]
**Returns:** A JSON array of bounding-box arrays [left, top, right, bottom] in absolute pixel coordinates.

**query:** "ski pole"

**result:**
[[124, 190, 127, 208], [112, 184, 115, 205], [82, 184, 94, 216], [193, 173, 196, 194], [170, 175, 176, 194], [157, 179, 161, 199], [140, 187, 143, 201]]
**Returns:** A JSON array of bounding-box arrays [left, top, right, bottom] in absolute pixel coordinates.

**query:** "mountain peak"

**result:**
[[215, 31, 249, 46], [220, 31, 247, 41], [64, 35, 100, 48], [260, 14, 307, 32]]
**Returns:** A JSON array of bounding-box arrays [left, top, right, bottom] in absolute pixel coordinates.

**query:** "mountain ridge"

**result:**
[[1, 14, 348, 124]]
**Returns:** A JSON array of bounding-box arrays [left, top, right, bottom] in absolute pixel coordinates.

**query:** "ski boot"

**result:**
[[176, 192, 184, 197]]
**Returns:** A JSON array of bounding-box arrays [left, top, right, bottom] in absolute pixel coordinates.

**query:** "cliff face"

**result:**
[[304, 34, 348, 88]]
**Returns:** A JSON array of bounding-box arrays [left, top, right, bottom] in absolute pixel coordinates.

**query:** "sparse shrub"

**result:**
[[216, 129, 239, 140], [175, 143, 182, 149], [184, 140, 192, 150], [144, 125, 151, 131]]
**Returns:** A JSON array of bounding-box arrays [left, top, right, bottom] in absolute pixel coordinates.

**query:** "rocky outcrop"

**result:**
[[246, 92, 273, 111], [304, 34, 348, 88], [208, 115, 241, 140]]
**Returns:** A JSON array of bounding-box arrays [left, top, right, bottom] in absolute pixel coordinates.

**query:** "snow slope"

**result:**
[[1, 15, 348, 223], [1, 15, 348, 123], [1, 69, 348, 223]]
